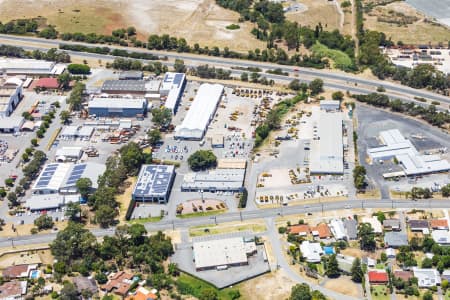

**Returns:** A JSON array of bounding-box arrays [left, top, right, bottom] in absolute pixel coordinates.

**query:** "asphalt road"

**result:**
[[2, 198, 450, 247], [0, 34, 449, 106]]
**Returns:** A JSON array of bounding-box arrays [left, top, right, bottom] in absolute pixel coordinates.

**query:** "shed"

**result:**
[[384, 232, 408, 248]]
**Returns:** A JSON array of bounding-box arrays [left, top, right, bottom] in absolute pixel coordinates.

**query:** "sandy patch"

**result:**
[[323, 276, 362, 297], [238, 270, 295, 300], [286, 0, 341, 31]]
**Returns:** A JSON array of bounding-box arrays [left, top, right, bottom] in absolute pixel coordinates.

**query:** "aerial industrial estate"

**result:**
[[0, 0, 449, 299]]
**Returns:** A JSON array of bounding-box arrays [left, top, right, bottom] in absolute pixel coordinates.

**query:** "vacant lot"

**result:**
[[286, 0, 341, 31], [0, 0, 265, 51], [237, 270, 295, 300], [363, 2, 450, 44], [323, 276, 362, 297]]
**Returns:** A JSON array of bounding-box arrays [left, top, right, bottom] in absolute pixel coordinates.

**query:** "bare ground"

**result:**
[[237, 270, 295, 300], [286, 0, 341, 31], [323, 276, 362, 297], [0, 0, 265, 52]]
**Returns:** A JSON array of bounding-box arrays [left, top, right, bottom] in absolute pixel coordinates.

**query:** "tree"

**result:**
[[119, 142, 149, 175], [60, 281, 78, 300], [31, 138, 38, 147], [173, 59, 186, 73], [309, 78, 324, 96], [240, 72, 249, 82], [326, 254, 340, 278], [332, 91, 344, 100], [65, 202, 81, 221], [76, 178, 92, 198], [34, 215, 54, 230], [353, 166, 367, 190], [188, 150, 217, 171], [442, 184, 450, 197], [358, 223, 376, 251], [422, 291, 433, 300], [199, 288, 218, 300], [289, 79, 302, 91], [95, 205, 118, 228], [147, 129, 162, 146], [59, 110, 70, 124], [7, 192, 19, 206], [67, 64, 90, 74], [289, 283, 312, 300], [95, 272, 108, 284], [57, 73, 71, 90], [374, 211, 386, 223], [151, 107, 172, 129], [127, 26, 136, 36], [421, 257, 433, 268], [351, 258, 363, 283]]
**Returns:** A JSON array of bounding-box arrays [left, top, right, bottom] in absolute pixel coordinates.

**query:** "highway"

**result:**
[[2, 198, 450, 247], [1, 34, 449, 106]]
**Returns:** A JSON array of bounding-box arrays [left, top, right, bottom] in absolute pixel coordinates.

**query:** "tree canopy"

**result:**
[[188, 150, 217, 171]]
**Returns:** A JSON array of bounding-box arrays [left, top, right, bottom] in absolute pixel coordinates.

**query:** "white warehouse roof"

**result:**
[[89, 97, 146, 109], [0, 58, 64, 75], [193, 237, 249, 269], [310, 108, 344, 174], [175, 83, 223, 140]]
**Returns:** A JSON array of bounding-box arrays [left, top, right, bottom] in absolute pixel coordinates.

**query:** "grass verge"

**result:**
[[128, 216, 162, 224], [189, 221, 266, 237], [177, 209, 226, 219], [176, 273, 240, 300], [311, 42, 355, 70], [371, 285, 390, 300]]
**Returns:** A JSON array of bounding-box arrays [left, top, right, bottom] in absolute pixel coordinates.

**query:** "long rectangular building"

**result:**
[[181, 168, 245, 192], [101, 79, 160, 96], [132, 165, 176, 203], [367, 129, 450, 176], [88, 97, 147, 117], [161, 72, 187, 114], [0, 77, 23, 117], [310, 108, 344, 174], [0, 58, 65, 76], [175, 83, 223, 140]]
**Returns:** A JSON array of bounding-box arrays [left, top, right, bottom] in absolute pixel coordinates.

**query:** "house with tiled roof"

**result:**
[[2, 264, 38, 279], [288, 224, 311, 236], [125, 287, 157, 300], [368, 270, 389, 284], [430, 219, 449, 230], [0, 281, 27, 300], [408, 220, 429, 232], [394, 270, 413, 282], [101, 271, 134, 297], [311, 223, 332, 239]]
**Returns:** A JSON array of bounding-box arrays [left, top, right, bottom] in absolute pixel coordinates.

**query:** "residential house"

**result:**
[[2, 264, 38, 279], [344, 219, 358, 240], [441, 270, 450, 282], [288, 224, 311, 237], [384, 232, 408, 248], [125, 287, 157, 300], [311, 223, 332, 239], [72, 276, 98, 296], [0, 281, 27, 300], [368, 270, 389, 285], [329, 219, 347, 240], [336, 254, 355, 274], [431, 230, 450, 245], [383, 219, 401, 231], [394, 270, 413, 282], [300, 241, 324, 263], [430, 219, 449, 230], [361, 217, 383, 234], [362, 257, 376, 268], [413, 267, 441, 287], [101, 271, 134, 297], [408, 220, 429, 233]]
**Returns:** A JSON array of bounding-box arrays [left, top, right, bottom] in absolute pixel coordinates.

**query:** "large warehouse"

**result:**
[[132, 164, 176, 203], [101, 80, 160, 97], [175, 83, 224, 140], [88, 97, 147, 117], [0, 77, 23, 117], [0, 58, 65, 76], [160, 72, 187, 114], [193, 237, 257, 271], [310, 108, 344, 174], [32, 162, 105, 195], [181, 168, 245, 192], [367, 129, 450, 176]]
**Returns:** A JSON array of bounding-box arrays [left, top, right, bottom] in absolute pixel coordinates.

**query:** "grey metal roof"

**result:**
[[409, 220, 429, 229], [384, 232, 408, 247], [383, 219, 401, 228], [133, 164, 175, 197], [102, 80, 147, 92], [344, 219, 358, 239], [119, 71, 143, 80]]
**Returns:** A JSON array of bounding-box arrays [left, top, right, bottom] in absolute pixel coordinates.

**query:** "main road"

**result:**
[[1, 198, 450, 248], [1, 34, 449, 107]]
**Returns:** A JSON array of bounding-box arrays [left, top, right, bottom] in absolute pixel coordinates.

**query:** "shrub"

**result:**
[[226, 24, 240, 30]]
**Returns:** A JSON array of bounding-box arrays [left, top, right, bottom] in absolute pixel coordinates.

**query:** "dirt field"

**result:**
[[116, 176, 136, 222], [237, 270, 295, 300], [363, 2, 450, 44], [286, 0, 342, 32], [0, 0, 265, 52], [323, 276, 362, 297]]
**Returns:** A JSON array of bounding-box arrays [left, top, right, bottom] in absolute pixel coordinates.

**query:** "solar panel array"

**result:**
[[65, 164, 87, 185], [134, 165, 174, 197], [35, 164, 59, 188], [172, 73, 184, 87]]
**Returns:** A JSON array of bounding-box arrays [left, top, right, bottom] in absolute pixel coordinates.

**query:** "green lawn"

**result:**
[[375, 263, 386, 270], [371, 285, 390, 300], [127, 216, 162, 224], [176, 273, 241, 300], [311, 42, 355, 71], [177, 209, 226, 219]]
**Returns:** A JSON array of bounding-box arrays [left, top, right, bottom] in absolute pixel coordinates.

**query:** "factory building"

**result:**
[[181, 168, 245, 192], [175, 83, 223, 140], [0, 58, 65, 76], [320, 100, 340, 111], [88, 97, 147, 117], [101, 79, 160, 98], [310, 107, 344, 174], [31, 162, 105, 195], [119, 71, 143, 80], [0, 77, 23, 117], [132, 165, 176, 204], [160, 72, 187, 114], [193, 237, 257, 271], [0, 116, 24, 133], [367, 129, 450, 176]]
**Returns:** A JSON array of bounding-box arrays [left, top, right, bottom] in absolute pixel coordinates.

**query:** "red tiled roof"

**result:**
[[394, 270, 413, 281], [2, 265, 29, 278], [288, 224, 311, 234], [0, 281, 24, 298], [101, 271, 133, 296], [35, 78, 59, 89], [430, 219, 448, 229], [312, 223, 332, 238], [368, 270, 389, 283]]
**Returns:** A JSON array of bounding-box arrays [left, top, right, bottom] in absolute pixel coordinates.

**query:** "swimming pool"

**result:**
[[30, 270, 40, 279]]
